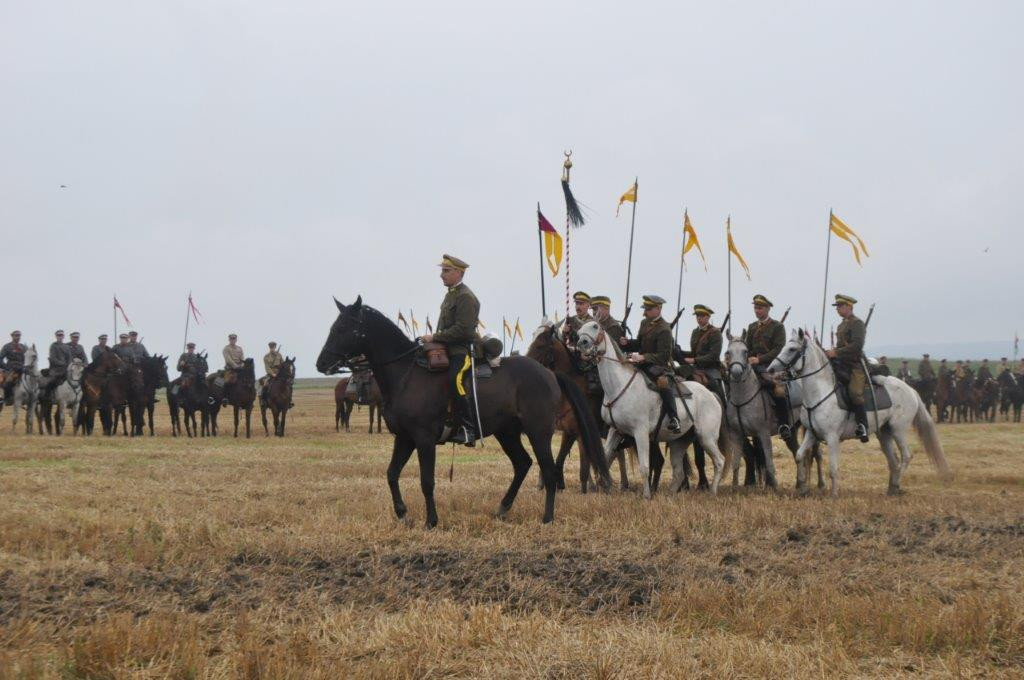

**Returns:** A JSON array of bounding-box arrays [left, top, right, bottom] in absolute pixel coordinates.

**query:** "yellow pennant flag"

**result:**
[[726, 216, 751, 280], [410, 310, 420, 335], [503, 317, 513, 339], [514, 318, 524, 341], [682, 210, 708, 271], [616, 180, 637, 217], [397, 310, 410, 333], [477, 319, 487, 331], [829, 212, 869, 266]]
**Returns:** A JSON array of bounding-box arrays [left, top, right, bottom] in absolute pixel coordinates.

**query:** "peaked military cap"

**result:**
[[119, 333, 129, 339], [832, 293, 857, 306], [268, 341, 277, 347], [11, 331, 20, 336], [752, 294, 773, 307], [98, 334, 108, 340], [572, 291, 591, 303], [186, 342, 196, 348], [590, 295, 611, 307], [55, 329, 65, 335], [693, 304, 714, 316], [128, 330, 138, 337], [70, 332, 80, 337], [438, 254, 469, 271], [228, 333, 237, 339], [642, 294, 666, 308], [923, 353, 930, 358]]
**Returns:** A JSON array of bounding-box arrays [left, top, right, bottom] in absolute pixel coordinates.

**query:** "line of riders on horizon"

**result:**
[[0, 329, 292, 413]]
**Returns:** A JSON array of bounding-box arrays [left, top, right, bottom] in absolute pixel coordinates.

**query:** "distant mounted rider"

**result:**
[[619, 294, 682, 434], [0, 330, 27, 405], [824, 293, 869, 443], [744, 294, 796, 447]]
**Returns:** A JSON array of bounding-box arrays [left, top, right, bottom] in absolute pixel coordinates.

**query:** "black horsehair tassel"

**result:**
[[561, 179, 586, 228]]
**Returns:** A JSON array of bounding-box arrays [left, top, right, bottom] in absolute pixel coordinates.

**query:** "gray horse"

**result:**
[[52, 358, 86, 435], [723, 335, 823, 490], [11, 345, 40, 434]]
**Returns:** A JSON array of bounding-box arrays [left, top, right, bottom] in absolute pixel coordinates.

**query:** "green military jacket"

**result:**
[[433, 282, 480, 356], [690, 324, 723, 369], [918, 359, 934, 379], [976, 365, 992, 381], [623, 317, 674, 371], [597, 315, 624, 344], [835, 315, 866, 366], [745, 318, 786, 364]]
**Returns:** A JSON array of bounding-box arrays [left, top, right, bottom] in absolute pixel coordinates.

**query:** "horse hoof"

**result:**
[[887, 487, 904, 496], [797, 486, 811, 498], [495, 505, 509, 521], [425, 517, 438, 530], [394, 504, 407, 519]]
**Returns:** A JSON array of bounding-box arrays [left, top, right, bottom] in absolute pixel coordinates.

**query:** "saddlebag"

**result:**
[[422, 342, 450, 372]]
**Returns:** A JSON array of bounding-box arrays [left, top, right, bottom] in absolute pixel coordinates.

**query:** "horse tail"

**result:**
[[913, 392, 953, 482], [555, 372, 612, 490]]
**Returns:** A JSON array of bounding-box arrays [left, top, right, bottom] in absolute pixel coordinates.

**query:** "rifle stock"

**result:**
[[780, 306, 791, 324], [669, 307, 686, 329], [621, 302, 634, 337]]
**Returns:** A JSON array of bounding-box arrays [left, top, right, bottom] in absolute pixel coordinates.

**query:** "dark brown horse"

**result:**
[[139, 355, 170, 436], [316, 297, 610, 526], [955, 376, 976, 423], [526, 323, 629, 493], [222, 358, 256, 437], [262, 357, 295, 436], [80, 349, 124, 435], [335, 374, 384, 433], [933, 372, 957, 423], [171, 352, 211, 438]]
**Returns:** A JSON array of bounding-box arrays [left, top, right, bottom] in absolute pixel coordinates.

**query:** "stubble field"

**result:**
[[0, 383, 1022, 678]]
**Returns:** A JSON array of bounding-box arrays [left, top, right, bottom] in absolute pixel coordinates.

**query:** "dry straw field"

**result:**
[[0, 383, 1022, 678]]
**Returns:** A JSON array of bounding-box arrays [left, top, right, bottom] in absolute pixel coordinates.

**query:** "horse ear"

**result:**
[[352, 295, 363, 311], [334, 297, 345, 313], [726, 330, 733, 341], [740, 329, 747, 343], [798, 327, 805, 341]]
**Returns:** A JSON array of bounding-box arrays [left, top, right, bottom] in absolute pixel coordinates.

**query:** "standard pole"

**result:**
[[537, 205, 547, 318], [113, 295, 117, 340], [675, 219, 685, 344], [727, 216, 732, 334], [623, 177, 638, 314], [183, 293, 192, 350], [820, 209, 834, 338]]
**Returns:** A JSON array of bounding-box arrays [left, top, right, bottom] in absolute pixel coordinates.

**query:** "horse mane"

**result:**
[[360, 304, 415, 353]]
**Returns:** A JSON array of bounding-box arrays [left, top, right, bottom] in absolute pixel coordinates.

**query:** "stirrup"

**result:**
[[667, 416, 682, 433], [449, 425, 477, 447], [778, 423, 792, 438], [854, 423, 869, 442]]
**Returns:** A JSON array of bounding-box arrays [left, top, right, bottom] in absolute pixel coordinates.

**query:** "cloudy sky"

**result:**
[[3, 1, 1021, 374]]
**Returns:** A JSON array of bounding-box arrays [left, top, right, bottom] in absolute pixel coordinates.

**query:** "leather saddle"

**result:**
[[637, 371, 693, 399], [836, 377, 893, 412]]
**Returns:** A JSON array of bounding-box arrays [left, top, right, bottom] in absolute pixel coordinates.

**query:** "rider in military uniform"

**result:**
[[678, 304, 724, 401], [745, 294, 795, 445], [222, 334, 244, 385], [953, 360, 966, 380], [420, 254, 481, 445], [976, 359, 992, 385], [177, 342, 203, 376], [562, 291, 594, 342], [897, 360, 913, 382], [938, 359, 949, 379], [45, 330, 71, 398], [619, 294, 682, 433], [67, 332, 88, 365], [1, 330, 27, 405], [825, 294, 869, 442], [260, 341, 284, 399], [91, 334, 110, 363], [127, 331, 149, 363], [113, 334, 134, 363], [918, 354, 935, 381], [590, 295, 624, 343], [876, 356, 891, 377]]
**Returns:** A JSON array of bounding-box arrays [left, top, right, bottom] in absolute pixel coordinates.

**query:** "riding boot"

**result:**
[[449, 394, 479, 446], [773, 395, 798, 448], [853, 404, 870, 442], [658, 387, 682, 433]]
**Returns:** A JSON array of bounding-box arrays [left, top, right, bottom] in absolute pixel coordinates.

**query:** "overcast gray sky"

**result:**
[[3, 1, 1021, 374]]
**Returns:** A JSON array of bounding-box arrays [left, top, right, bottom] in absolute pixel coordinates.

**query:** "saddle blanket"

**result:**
[[836, 378, 893, 412]]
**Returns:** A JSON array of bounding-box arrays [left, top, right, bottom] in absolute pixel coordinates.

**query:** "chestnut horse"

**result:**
[[262, 357, 295, 436], [335, 374, 384, 433]]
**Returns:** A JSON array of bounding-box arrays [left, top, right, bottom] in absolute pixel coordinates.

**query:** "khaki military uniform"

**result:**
[[746, 317, 786, 396], [433, 282, 480, 358], [597, 315, 624, 344], [223, 344, 245, 370], [835, 315, 867, 405], [622, 317, 674, 383], [264, 350, 283, 377]]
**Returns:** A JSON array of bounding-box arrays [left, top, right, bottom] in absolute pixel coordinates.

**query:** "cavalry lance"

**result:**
[[860, 303, 881, 435]]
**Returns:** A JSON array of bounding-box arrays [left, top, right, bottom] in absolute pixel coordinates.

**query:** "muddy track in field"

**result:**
[[2, 515, 1021, 628]]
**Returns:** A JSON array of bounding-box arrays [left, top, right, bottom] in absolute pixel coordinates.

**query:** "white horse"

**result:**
[[12, 345, 40, 434], [576, 321, 726, 497], [723, 335, 824, 490], [52, 358, 85, 435], [768, 329, 952, 496]]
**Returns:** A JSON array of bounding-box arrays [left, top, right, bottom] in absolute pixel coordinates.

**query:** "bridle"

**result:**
[[324, 307, 422, 374]]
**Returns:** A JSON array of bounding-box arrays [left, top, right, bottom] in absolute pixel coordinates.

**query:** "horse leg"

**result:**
[[386, 433, 416, 520], [234, 406, 240, 438], [548, 432, 575, 492], [634, 433, 652, 500], [694, 441, 709, 490], [876, 426, 901, 495], [892, 426, 914, 489], [742, 438, 758, 486], [603, 429, 627, 490], [261, 405, 269, 436], [649, 441, 665, 493], [278, 408, 288, 437], [825, 433, 842, 498], [335, 400, 341, 431], [792, 430, 817, 495], [758, 432, 778, 490], [368, 405, 374, 434], [493, 428, 537, 520], [147, 403, 154, 436], [668, 439, 689, 493], [245, 407, 252, 438], [414, 442, 439, 528]]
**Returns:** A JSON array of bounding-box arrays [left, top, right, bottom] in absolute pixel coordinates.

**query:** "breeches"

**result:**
[[448, 354, 471, 397], [847, 367, 867, 406]]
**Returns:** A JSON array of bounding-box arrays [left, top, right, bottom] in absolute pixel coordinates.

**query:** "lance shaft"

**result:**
[[536, 203, 546, 318], [623, 177, 638, 314]]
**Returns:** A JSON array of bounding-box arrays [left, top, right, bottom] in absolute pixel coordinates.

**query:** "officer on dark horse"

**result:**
[[316, 254, 610, 527]]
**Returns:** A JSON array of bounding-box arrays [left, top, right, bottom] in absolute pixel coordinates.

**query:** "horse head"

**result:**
[[525, 322, 564, 371], [574, 321, 606, 364], [279, 356, 296, 381], [768, 328, 810, 375], [154, 355, 170, 387], [318, 296, 409, 374], [724, 336, 752, 382], [23, 345, 38, 373], [68, 358, 86, 382]]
